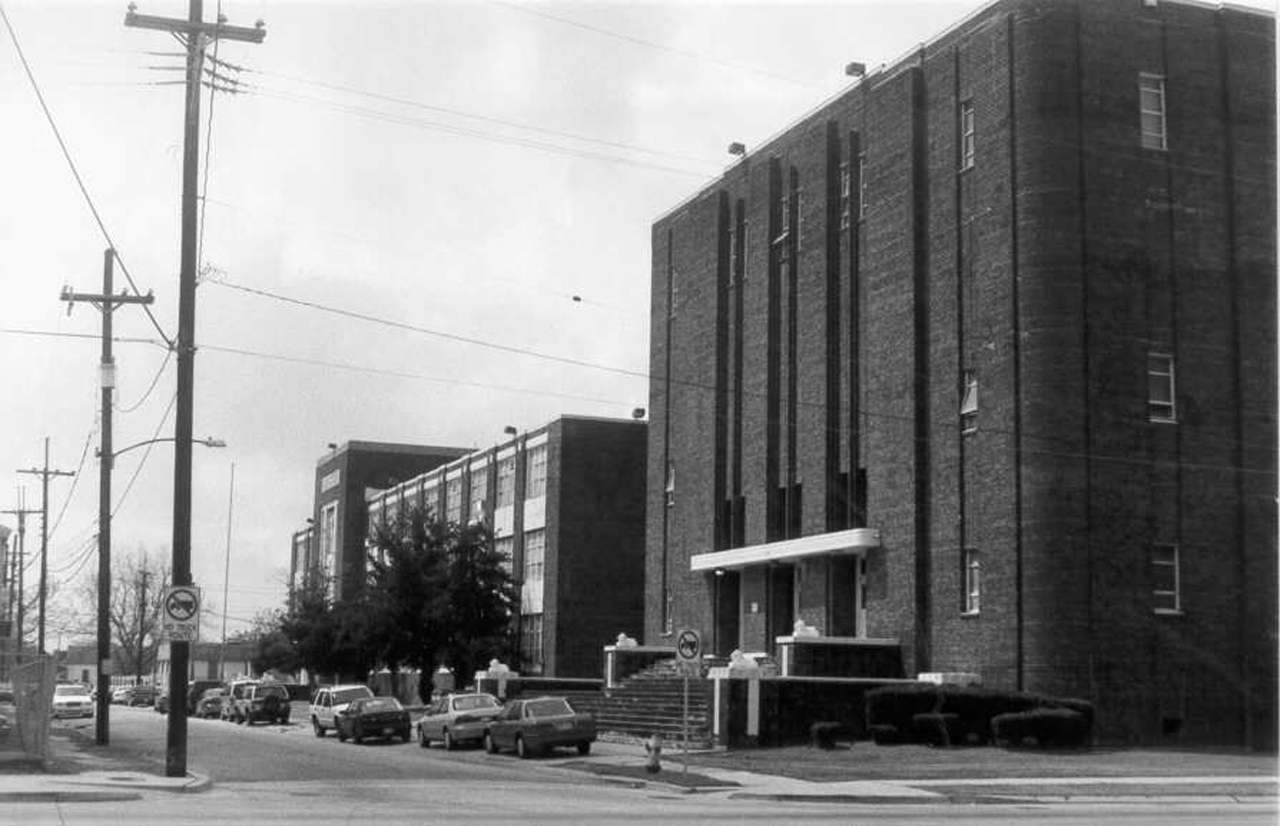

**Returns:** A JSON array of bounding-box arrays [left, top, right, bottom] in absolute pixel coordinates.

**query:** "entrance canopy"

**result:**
[[690, 527, 880, 572]]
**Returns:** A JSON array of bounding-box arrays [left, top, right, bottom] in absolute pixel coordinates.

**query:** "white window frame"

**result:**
[[495, 456, 516, 509], [960, 100, 976, 170], [960, 369, 979, 434], [524, 444, 547, 500], [319, 501, 338, 596], [665, 462, 676, 508], [839, 162, 852, 230], [857, 153, 867, 221], [775, 192, 790, 243], [1139, 73, 1167, 151], [963, 548, 981, 615], [1148, 353, 1177, 423], [1152, 543, 1181, 614]]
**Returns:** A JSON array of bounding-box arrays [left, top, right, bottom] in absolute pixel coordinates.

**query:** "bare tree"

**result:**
[[72, 547, 170, 684]]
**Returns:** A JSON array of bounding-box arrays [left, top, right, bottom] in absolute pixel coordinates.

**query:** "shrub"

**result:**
[[866, 684, 1094, 746], [911, 712, 964, 747], [809, 721, 855, 749], [868, 724, 904, 745], [992, 708, 1091, 748]]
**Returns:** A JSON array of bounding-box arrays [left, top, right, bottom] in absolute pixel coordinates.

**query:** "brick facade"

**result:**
[[647, 0, 1276, 746]]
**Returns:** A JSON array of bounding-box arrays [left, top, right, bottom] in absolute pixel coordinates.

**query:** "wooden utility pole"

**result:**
[[62, 248, 155, 745], [1, 491, 37, 663], [17, 439, 74, 656], [125, 0, 263, 778]]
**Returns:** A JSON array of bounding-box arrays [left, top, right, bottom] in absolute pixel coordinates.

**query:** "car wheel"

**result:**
[[353, 724, 364, 745], [400, 728, 411, 743], [237, 711, 246, 725], [443, 729, 455, 751], [577, 741, 591, 756], [516, 735, 530, 759], [337, 726, 347, 743], [418, 726, 430, 748], [312, 718, 325, 737], [483, 731, 497, 754], [278, 714, 289, 725]]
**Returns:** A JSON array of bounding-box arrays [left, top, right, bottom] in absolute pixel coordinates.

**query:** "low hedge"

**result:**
[[865, 683, 1093, 747], [992, 708, 1090, 748]]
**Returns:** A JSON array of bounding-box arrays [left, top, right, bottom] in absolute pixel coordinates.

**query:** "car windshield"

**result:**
[[257, 685, 287, 699], [200, 689, 223, 700], [55, 685, 89, 696], [361, 698, 401, 713], [526, 698, 573, 718], [334, 687, 372, 704], [454, 695, 499, 712]]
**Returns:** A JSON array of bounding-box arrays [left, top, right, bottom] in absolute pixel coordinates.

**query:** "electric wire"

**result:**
[[48, 418, 97, 543], [196, 2, 224, 277], [116, 349, 173, 413], [488, 0, 828, 92], [0, 5, 173, 350], [112, 392, 177, 518]]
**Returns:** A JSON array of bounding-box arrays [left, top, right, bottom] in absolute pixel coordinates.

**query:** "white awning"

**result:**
[[690, 527, 880, 572]]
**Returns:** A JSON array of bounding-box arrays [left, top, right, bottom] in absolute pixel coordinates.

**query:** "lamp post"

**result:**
[[92, 434, 225, 745]]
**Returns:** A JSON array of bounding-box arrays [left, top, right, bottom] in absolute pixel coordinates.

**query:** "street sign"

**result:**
[[162, 585, 201, 642], [675, 628, 701, 662]]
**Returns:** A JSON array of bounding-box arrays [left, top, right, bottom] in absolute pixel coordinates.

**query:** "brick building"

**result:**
[[293, 441, 470, 602], [367, 416, 647, 679], [647, 0, 1275, 746]]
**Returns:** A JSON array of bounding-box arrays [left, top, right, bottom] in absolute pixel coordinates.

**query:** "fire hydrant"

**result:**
[[644, 733, 662, 774]]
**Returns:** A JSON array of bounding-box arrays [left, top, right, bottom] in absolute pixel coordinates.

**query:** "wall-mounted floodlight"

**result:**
[[631, 408, 647, 420], [845, 61, 866, 78], [503, 426, 518, 437], [728, 142, 747, 157]]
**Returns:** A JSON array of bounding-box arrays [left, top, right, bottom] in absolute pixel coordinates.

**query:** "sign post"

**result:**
[[162, 585, 201, 643], [675, 628, 701, 775]]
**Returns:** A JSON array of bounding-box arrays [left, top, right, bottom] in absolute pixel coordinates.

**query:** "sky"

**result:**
[[2, 0, 1273, 650]]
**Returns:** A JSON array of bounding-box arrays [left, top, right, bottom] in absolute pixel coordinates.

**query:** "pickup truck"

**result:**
[[309, 684, 374, 737]]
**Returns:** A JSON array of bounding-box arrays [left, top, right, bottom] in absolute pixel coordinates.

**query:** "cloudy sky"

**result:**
[[2, 0, 1271, 648]]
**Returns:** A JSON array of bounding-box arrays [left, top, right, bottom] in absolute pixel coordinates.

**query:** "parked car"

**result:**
[[186, 680, 222, 715], [154, 690, 170, 714], [110, 685, 131, 704], [335, 696, 411, 744], [309, 684, 374, 737], [223, 679, 259, 722], [483, 696, 595, 758], [195, 687, 225, 719], [234, 683, 291, 726], [276, 682, 312, 704], [417, 692, 503, 750], [123, 685, 158, 707], [51, 683, 95, 719]]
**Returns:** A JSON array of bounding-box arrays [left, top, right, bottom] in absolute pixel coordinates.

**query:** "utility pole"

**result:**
[[62, 248, 155, 745], [136, 568, 148, 685], [1, 491, 37, 662], [125, 1, 264, 779], [18, 439, 74, 656]]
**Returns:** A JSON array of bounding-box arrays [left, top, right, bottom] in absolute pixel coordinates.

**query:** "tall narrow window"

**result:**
[[857, 153, 867, 221], [1148, 353, 1176, 422], [963, 548, 981, 614], [468, 467, 488, 524], [960, 370, 979, 434], [663, 588, 674, 636], [959, 100, 975, 170], [521, 530, 545, 615], [524, 444, 547, 500], [839, 162, 851, 230], [496, 456, 516, 508], [495, 536, 514, 577], [445, 474, 463, 525], [776, 192, 790, 242], [664, 462, 676, 507], [1139, 73, 1167, 150], [1152, 544, 1180, 613]]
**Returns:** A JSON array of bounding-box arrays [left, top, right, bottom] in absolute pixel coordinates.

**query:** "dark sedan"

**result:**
[[483, 696, 595, 758], [335, 696, 411, 744]]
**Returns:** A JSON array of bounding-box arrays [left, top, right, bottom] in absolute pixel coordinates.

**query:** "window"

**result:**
[[468, 467, 488, 523], [960, 370, 979, 433], [963, 548, 981, 614], [664, 462, 675, 507], [857, 153, 867, 221], [495, 456, 516, 508], [1148, 353, 1176, 422], [524, 444, 547, 500], [960, 100, 975, 170], [776, 192, 790, 242], [728, 223, 738, 283], [1139, 73, 1167, 150], [839, 162, 851, 230], [445, 475, 463, 525], [495, 536, 514, 577], [521, 530, 545, 614], [520, 614, 544, 674], [319, 501, 337, 595], [1152, 544, 1180, 613], [663, 587, 674, 636]]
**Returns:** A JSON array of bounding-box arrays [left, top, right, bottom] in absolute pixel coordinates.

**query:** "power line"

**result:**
[[488, 0, 828, 92], [116, 350, 174, 413], [49, 419, 98, 542], [202, 275, 650, 380], [112, 393, 177, 518], [0, 5, 173, 350]]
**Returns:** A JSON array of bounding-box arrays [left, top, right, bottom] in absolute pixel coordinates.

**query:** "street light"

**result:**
[[92, 434, 226, 746]]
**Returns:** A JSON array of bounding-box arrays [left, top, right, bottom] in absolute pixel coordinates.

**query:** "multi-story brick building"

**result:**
[[293, 441, 470, 602], [647, 0, 1275, 746], [367, 416, 647, 679]]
